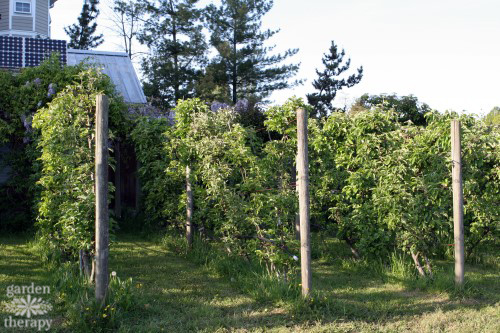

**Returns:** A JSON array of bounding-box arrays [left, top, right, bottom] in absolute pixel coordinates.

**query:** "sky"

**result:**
[[50, 0, 500, 115]]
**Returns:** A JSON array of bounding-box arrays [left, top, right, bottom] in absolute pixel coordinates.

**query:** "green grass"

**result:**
[[1, 234, 499, 332]]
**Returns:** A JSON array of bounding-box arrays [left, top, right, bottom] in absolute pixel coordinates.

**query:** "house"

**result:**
[[0, 0, 57, 38]]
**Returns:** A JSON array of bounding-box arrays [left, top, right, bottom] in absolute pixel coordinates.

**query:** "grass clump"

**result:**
[[50, 262, 139, 332]]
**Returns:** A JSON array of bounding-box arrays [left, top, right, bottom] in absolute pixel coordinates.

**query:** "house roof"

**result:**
[[67, 49, 147, 104]]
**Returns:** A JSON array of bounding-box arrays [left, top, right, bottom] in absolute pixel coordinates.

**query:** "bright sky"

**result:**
[[51, 0, 500, 115]]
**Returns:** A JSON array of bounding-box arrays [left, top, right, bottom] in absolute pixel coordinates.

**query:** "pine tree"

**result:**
[[139, 0, 207, 110], [204, 0, 301, 104], [65, 0, 104, 49], [307, 41, 363, 118]]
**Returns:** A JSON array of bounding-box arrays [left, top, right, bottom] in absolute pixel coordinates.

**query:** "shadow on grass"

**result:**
[[109, 235, 499, 332], [303, 257, 499, 326], [109, 236, 296, 332], [2, 234, 497, 332]]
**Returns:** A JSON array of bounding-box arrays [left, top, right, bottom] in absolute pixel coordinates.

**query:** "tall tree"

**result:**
[[109, 0, 145, 58], [307, 41, 363, 118], [139, 0, 207, 110], [65, 0, 104, 49], [204, 0, 301, 104]]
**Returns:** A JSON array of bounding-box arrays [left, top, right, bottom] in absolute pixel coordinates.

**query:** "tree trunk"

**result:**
[[424, 255, 433, 278], [186, 165, 193, 248], [232, 19, 237, 104], [343, 237, 360, 259], [411, 251, 426, 277], [80, 250, 92, 279], [348, 244, 361, 260]]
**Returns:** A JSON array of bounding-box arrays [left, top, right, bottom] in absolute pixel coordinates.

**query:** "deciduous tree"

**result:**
[[109, 0, 145, 58], [354, 93, 431, 126]]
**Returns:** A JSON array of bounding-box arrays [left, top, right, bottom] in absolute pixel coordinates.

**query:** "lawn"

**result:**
[[1, 234, 498, 332]]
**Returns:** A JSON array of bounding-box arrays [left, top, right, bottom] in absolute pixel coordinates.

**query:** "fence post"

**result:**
[[95, 95, 109, 302], [291, 157, 300, 240], [297, 108, 311, 297], [451, 119, 465, 286], [186, 164, 194, 248]]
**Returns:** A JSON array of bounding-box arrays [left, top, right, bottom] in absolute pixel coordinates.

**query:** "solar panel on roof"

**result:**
[[24, 38, 67, 67], [0, 36, 67, 69], [0, 36, 23, 68]]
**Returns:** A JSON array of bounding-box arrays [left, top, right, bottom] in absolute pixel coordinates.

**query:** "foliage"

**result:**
[[307, 41, 363, 118], [32, 68, 126, 259], [0, 56, 85, 232], [353, 93, 432, 126], [65, 0, 104, 49], [131, 116, 184, 228], [310, 109, 499, 273], [139, 0, 207, 110], [132, 97, 498, 276], [204, 0, 301, 104], [310, 109, 399, 258], [484, 106, 500, 126]]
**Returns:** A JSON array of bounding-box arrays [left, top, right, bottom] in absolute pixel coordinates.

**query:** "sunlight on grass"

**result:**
[[1, 234, 498, 332]]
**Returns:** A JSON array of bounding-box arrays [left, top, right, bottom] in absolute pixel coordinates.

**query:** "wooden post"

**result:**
[[292, 157, 300, 240], [297, 108, 311, 297], [186, 165, 193, 248], [114, 141, 122, 219], [95, 95, 109, 302], [451, 119, 465, 286]]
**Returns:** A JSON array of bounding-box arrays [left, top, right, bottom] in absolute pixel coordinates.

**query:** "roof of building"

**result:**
[[67, 49, 147, 104]]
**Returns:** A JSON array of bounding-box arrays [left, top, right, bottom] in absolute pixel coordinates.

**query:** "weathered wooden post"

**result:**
[[451, 119, 465, 286], [297, 108, 311, 297], [186, 165, 194, 248], [291, 157, 300, 240], [95, 95, 109, 302]]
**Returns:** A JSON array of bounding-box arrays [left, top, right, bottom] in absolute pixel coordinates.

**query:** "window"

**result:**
[[15, 2, 31, 14]]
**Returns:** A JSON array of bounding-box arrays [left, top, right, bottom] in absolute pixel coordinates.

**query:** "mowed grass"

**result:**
[[0, 235, 52, 300], [1, 234, 499, 332]]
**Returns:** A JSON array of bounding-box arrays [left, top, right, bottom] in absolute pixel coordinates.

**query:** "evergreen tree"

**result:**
[[307, 41, 363, 118], [139, 0, 207, 110], [204, 0, 301, 104], [65, 0, 104, 49]]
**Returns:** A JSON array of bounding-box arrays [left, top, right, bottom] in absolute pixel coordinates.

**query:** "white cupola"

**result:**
[[0, 0, 57, 38]]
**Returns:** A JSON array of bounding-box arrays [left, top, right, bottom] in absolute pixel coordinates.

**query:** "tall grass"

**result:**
[[162, 234, 302, 304]]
